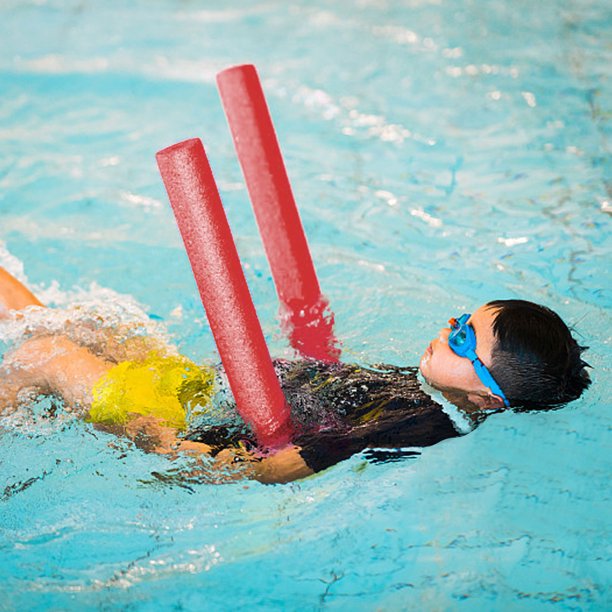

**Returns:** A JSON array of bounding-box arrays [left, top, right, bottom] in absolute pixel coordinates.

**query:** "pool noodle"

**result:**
[[216, 64, 341, 362], [156, 138, 293, 449]]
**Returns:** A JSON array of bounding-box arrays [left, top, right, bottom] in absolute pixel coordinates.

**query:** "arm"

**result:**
[[0, 266, 44, 316], [253, 446, 314, 483], [1, 335, 112, 411], [0, 367, 40, 414], [214, 444, 314, 484], [1, 335, 208, 449], [2, 335, 314, 483], [1, 337, 57, 414]]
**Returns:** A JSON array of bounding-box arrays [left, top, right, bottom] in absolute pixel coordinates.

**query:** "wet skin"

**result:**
[[419, 305, 505, 412]]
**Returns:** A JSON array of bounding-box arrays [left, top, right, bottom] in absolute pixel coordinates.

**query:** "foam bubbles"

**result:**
[[0, 246, 174, 364], [0, 241, 27, 282]]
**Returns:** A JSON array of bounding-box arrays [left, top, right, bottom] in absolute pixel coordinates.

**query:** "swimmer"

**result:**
[[0, 266, 591, 483]]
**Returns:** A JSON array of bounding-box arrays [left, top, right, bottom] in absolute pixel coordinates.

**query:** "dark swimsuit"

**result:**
[[185, 360, 465, 473]]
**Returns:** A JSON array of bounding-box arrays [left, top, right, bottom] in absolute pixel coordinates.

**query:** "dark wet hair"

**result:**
[[486, 299, 591, 410]]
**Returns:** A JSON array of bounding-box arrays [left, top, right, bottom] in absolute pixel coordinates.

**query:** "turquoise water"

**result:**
[[1, 0, 611, 609]]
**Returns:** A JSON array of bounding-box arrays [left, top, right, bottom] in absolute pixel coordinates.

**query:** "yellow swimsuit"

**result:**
[[88, 351, 216, 430]]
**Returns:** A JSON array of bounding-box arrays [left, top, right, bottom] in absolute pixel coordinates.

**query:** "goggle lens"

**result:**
[[452, 329, 467, 346], [448, 317, 467, 347]]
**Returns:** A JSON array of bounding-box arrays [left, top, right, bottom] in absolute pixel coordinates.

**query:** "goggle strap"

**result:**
[[471, 355, 511, 407], [448, 314, 510, 408]]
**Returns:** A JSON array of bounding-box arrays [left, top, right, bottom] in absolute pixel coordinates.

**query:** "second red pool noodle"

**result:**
[[156, 138, 293, 449], [216, 64, 341, 363]]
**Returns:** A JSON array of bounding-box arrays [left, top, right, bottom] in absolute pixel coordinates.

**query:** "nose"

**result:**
[[438, 327, 450, 343]]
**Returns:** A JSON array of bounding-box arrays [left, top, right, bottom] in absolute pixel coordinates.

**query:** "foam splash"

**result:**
[[0, 241, 28, 282], [0, 394, 77, 435], [0, 243, 175, 364]]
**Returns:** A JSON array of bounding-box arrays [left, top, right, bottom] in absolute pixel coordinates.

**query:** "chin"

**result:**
[[419, 358, 443, 391], [418, 359, 432, 384], [419, 343, 433, 375]]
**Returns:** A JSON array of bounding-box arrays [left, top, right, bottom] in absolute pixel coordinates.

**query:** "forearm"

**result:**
[[0, 266, 44, 314], [3, 335, 112, 411]]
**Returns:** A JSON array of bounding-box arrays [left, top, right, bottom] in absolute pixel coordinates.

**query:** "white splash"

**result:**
[[274, 81, 435, 146], [119, 190, 163, 210], [0, 246, 174, 362], [0, 240, 28, 282], [497, 236, 529, 247], [374, 190, 399, 207], [521, 91, 537, 108], [410, 208, 443, 228]]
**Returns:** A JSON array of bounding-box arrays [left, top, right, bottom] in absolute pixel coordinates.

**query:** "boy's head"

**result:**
[[419, 299, 591, 411]]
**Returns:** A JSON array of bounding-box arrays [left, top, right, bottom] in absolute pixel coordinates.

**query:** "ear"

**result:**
[[485, 393, 507, 411], [466, 391, 506, 411]]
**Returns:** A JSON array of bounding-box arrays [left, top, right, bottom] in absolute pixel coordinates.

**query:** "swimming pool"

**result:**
[[1, 0, 610, 608]]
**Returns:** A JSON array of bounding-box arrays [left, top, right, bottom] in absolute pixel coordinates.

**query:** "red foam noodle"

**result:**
[[156, 138, 293, 449], [216, 64, 341, 362]]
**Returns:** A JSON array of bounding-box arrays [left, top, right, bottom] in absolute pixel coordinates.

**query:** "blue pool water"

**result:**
[[1, 0, 611, 609]]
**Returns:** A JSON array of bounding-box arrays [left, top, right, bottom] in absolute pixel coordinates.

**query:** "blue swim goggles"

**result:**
[[448, 314, 510, 408]]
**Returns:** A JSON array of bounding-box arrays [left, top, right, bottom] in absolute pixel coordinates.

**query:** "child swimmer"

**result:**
[[0, 266, 591, 483]]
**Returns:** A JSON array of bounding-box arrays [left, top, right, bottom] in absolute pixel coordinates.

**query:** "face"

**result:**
[[419, 305, 501, 405]]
